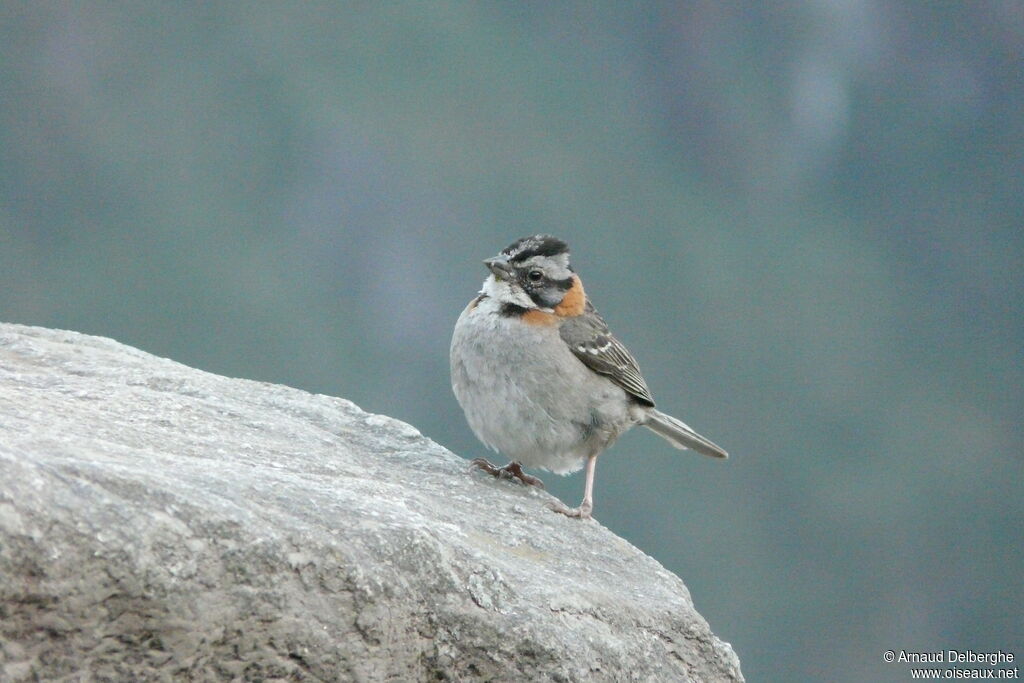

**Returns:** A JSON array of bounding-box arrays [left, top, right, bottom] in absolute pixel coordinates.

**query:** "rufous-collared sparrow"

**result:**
[[450, 235, 727, 519]]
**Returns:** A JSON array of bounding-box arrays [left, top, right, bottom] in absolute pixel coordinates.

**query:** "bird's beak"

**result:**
[[484, 257, 514, 281]]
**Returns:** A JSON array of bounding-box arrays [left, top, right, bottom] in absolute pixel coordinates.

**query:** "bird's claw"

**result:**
[[469, 459, 545, 489], [547, 500, 593, 519]]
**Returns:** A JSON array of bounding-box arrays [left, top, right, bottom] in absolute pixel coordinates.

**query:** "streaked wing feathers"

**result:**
[[559, 302, 655, 406]]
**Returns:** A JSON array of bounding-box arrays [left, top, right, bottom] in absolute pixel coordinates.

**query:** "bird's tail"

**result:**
[[642, 409, 728, 459]]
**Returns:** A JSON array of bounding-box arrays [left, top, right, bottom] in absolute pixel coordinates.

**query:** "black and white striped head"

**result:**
[[481, 235, 576, 312]]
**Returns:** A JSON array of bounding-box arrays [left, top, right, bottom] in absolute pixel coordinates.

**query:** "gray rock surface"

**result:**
[[0, 322, 743, 682]]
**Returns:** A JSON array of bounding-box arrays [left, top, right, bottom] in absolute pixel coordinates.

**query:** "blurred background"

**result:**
[[2, 3, 1021, 680]]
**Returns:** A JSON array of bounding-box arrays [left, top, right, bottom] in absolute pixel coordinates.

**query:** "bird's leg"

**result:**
[[469, 459, 545, 489], [548, 453, 597, 519]]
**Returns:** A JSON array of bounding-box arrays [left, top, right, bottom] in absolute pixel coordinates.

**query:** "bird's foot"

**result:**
[[547, 500, 593, 520], [469, 459, 545, 489]]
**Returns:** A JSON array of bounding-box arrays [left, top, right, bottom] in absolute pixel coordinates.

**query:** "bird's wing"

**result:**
[[559, 301, 656, 407]]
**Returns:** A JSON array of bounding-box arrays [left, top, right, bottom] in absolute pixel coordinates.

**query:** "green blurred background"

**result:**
[[2, 3, 1021, 680]]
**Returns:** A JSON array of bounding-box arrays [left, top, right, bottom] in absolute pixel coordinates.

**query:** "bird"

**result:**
[[450, 235, 727, 519]]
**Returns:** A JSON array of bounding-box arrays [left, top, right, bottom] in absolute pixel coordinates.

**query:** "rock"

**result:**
[[0, 322, 743, 682]]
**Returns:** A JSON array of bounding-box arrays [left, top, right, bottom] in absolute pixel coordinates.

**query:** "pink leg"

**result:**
[[549, 454, 597, 519]]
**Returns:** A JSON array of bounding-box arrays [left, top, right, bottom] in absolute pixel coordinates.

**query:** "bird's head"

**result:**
[[481, 235, 584, 316]]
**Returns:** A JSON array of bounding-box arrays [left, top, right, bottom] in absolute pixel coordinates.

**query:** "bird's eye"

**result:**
[[528, 270, 543, 282]]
